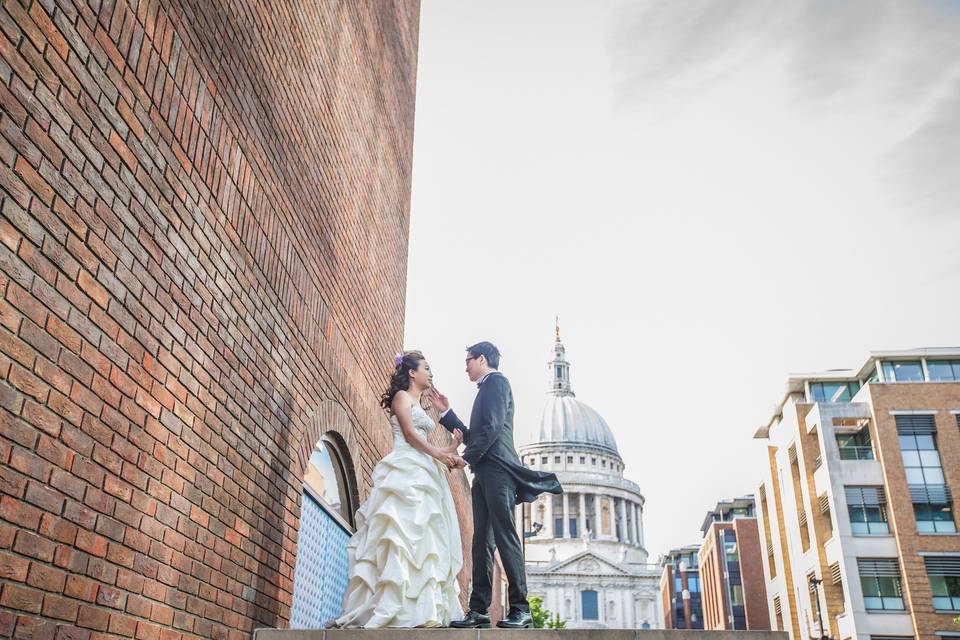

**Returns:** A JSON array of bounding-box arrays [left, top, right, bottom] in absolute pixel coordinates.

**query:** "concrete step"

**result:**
[[254, 630, 787, 640]]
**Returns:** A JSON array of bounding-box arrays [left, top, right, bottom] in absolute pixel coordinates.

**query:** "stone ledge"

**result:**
[[254, 630, 789, 640]]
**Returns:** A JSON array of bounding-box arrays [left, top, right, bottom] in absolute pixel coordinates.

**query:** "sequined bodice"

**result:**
[[390, 403, 435, 441]]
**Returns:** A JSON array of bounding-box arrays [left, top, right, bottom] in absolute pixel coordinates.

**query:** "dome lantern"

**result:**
[[550, 316, 574, 397]]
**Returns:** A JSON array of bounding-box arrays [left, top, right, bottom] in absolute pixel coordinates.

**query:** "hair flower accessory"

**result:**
[[394, 353, 403, 366]]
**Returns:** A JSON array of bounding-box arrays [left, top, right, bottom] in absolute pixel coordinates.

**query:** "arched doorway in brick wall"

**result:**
[[290, 402, 360, 629]]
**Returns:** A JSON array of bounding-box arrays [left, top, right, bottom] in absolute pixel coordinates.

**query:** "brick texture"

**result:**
[[868, 384, 960, 640], [0, 0, 457, 638]]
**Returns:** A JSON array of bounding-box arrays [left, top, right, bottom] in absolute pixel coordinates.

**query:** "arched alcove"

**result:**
[[290, 401, 361, 629]]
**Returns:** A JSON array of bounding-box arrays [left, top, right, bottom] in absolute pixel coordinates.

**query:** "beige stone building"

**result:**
[[754, 348, 960, 640]]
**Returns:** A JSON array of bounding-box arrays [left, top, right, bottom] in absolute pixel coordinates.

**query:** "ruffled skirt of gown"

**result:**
[[330, 439, 463, 628]]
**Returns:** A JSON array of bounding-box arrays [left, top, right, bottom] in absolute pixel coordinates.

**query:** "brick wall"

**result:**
[[0, 0, 447, 638], [868, 383, 960, 640], [732, 518, 770, 631]]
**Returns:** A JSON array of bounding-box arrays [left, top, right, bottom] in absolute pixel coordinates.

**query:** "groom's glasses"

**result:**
[[465, 356, 477, 364]]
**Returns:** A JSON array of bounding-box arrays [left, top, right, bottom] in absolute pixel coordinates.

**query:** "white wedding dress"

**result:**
[[330, 403, 464, 628]]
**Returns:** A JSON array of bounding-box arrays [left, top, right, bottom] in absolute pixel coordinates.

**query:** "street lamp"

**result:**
[[808, 576, 831, 640]]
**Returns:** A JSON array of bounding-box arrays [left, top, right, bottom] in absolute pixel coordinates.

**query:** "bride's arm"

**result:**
[[392, 393, 460, 467]]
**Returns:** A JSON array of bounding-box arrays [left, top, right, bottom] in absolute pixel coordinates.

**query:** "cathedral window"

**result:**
[[581, 590, 599, 620]]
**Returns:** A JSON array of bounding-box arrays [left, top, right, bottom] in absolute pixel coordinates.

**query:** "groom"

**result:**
[[432, 341, 563, 629]]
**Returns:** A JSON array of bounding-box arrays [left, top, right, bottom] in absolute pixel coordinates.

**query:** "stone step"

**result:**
[[254, 630, 787, 640]]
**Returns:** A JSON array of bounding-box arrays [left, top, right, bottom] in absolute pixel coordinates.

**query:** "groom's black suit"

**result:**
[[440, 371, 562, 615]]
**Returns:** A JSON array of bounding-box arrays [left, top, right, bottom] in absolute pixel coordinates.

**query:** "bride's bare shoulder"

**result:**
[[391, 390, 414, 412]]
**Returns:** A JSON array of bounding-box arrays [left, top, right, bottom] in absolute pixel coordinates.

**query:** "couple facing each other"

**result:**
[[330, 341, 563, 629]]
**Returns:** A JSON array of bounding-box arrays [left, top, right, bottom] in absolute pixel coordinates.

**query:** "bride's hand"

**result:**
[[439, 452, 459, 469]]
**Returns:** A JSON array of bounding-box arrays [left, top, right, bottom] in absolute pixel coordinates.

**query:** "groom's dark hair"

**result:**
[[467, 341, 500, 369]]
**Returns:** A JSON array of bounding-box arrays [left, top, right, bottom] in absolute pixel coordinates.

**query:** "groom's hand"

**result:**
[[428, 388, 449, 413]]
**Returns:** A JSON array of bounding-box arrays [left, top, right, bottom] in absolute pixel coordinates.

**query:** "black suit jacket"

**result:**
[[440, 372, 562, 504]]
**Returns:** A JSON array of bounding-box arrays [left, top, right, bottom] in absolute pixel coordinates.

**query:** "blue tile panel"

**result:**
[[290, 491, 350, 629]]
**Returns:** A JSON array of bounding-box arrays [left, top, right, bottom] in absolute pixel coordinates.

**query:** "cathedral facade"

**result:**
[[517, 328, 662, 628]]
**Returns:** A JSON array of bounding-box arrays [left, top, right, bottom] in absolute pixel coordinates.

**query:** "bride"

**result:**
[[329, 350, 466, 628]]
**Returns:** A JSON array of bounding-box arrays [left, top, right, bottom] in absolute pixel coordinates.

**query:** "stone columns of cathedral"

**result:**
[[539, 491, 643, 547]]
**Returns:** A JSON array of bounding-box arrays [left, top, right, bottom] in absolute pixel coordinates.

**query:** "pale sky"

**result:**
[[404, 0, 960, 561]]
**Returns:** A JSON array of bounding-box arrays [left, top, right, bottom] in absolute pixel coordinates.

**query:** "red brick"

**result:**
[[21, 399, 62, 437], [54, 626, 91, 640], [13, 156, 54, 205], [26, 562, 66, 592], [12, 614, 57, 639], [42, 594, 80, 622], [0, 495, 42, 529], [38, 514, 78, 545], [64, 576, 98, 603], [75, 530, 108, 558], [0, 583, 42, 613], [13, 531, 56, 562], [76, 605, 109, 632], [76, 271, 108, 310], [0, 550, 30, 581]]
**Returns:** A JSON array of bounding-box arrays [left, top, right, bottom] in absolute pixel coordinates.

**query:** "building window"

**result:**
[[897, 415, 956, 533], [601, 459, 606, 468], [810, 381, 861, 403], [845, 487, 889, 535], [928, 360, 960, 381], [924, 556, 960, 612], [857, 558, 905, 611], [542, 456, 548, 464], [914, 503, 956, 533], [304, 435, 358, 528], [569, 518, 578, 538], [882, 360, 924, 382], [581, 590, 599, 620], [554, 517, 563, 537], [580, 456, 585, 464], [554, 456, 561, 464], [591, 458, 596, 465], [729, 583, 744, 606], [836, 428, 874, 460], [567, 456, 573, 464]]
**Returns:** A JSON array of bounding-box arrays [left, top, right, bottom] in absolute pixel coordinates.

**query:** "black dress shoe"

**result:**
[[450, 610, 491, 628], [496, 609, 533, 629]]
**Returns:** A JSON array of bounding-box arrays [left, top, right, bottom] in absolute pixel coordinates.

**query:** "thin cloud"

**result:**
[[609, 0, 960, 216]]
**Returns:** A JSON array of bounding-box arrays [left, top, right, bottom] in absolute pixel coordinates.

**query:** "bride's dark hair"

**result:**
[[380, 350, 426, 410]]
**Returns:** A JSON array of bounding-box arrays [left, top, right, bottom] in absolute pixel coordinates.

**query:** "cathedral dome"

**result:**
[[523, 320, 621, 460], [538, 394, 619, 457]]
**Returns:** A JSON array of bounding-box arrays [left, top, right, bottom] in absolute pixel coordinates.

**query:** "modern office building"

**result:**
[[754, 348, 960, 640], [660, 544, 705, 629], [699, 496, 771, 630]]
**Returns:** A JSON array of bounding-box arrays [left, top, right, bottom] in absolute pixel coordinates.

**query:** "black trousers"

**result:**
[[469, 463, 529, 614]]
